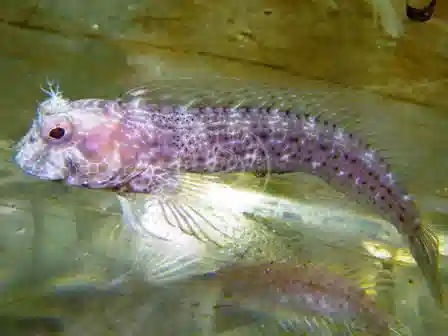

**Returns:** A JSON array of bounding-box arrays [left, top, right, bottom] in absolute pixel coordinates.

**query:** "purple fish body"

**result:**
[[209, 262, 403, 335], [138, 103, 418, 236], [13, 79, 443, 308]]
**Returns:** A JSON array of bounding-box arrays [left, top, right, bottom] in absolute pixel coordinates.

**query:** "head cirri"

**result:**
[[13, 83, 152, 190]]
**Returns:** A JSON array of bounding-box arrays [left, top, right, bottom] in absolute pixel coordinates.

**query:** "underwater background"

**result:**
[[0, 0, 447, 334]]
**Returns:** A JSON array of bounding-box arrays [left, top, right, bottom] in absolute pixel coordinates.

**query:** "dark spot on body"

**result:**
[[319, 144, 329, 151], [28, 134, 37, 143], [258, 132, 269, 140]]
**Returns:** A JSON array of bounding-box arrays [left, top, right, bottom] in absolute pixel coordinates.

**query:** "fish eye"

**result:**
[[41, 117, 73, 143], [48, 127, 66, 140]]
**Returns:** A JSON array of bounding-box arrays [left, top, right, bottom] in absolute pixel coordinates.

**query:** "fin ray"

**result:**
[[408, 226, 444, 307], [115, 173, 259, 284]]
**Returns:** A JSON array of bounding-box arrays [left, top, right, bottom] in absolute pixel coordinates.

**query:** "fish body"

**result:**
[[13, 78, 443, 306], [190, 262, 409, 335]]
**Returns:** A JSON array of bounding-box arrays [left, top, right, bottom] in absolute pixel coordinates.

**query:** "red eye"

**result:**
[[41, 116, 73, 143], [48, 127, 66, 140]]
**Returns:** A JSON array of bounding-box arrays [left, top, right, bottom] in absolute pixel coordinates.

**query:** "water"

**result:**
[[0, 0, 447, 334]]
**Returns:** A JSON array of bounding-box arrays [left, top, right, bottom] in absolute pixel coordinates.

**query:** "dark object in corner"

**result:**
[[406, 0, 436, 22], [0, 316, 64, 334]]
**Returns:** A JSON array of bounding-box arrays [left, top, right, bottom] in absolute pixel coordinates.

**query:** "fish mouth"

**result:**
[[27, 167, 65, 181], [13, 152, 67, 181]]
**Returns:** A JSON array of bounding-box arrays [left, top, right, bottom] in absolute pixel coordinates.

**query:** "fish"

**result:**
[[186, 261, 411, 336], [12, 77, 443, 307]]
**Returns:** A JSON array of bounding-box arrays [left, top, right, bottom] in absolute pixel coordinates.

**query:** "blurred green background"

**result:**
[[0, 0, 447, 334]]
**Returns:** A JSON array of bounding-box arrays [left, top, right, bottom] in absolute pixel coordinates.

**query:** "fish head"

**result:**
[[13, 86, 138, 190], [14, 85, 182, 194]]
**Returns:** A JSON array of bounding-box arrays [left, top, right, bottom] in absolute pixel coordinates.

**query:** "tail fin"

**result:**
[[408, 227, 444, 308]]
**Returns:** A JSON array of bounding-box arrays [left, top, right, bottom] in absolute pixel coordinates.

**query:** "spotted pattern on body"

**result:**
[[132, 104, 418, 237]]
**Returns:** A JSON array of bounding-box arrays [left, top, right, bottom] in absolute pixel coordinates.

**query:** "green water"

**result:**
[[0, 0, 447, 335]]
